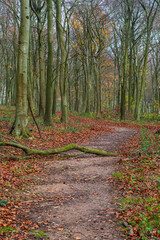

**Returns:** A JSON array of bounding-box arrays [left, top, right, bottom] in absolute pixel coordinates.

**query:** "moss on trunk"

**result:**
[[0, 142, 120, 157]]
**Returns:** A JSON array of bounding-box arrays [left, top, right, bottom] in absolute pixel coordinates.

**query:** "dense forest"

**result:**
[[0, 1, 160, 239], [0, 0, 160, 137]]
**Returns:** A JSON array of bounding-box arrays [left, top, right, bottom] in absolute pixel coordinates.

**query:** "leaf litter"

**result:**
[[0, 110, 159, 239]]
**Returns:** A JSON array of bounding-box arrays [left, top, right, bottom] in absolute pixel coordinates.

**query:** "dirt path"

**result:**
[[22, 127, 137, 240]]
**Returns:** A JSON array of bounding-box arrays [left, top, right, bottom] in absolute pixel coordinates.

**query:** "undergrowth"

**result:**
[[113, 126, 160, 239], [1, 108, 160, 239], [140, 113, 160, 123]]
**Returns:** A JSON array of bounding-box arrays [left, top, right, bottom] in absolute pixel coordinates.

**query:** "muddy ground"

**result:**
[[19, 127, 137, 240]]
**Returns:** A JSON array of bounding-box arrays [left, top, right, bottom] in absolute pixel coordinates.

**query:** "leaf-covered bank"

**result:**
[[112, 128, 160, 239]]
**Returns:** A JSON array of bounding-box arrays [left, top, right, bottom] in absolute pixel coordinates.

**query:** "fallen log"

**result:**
[[0, 141, 120, 157]]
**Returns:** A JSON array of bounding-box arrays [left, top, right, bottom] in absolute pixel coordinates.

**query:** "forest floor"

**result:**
[[0, 108, 159, 240]]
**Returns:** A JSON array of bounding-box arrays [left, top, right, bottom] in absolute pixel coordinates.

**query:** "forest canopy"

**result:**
[[0, 0, 160, 136]]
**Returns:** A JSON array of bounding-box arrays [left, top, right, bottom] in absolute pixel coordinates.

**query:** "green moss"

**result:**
[[29, 230, 48, 239]]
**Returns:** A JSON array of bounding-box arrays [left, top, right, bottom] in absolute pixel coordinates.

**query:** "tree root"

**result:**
[[0, 141, 122, 157]]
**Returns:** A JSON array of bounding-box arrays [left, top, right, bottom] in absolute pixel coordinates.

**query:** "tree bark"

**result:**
[[120, 1, 131, 120], [0, 141, 120, 157], [52, 45, 60, 114], [13, 0, 30, 137], [85, 40, 91, 113], [44, 0, 54, 125], [30, 0, 46, 117], [38, 27, 46, 117], [56, 0, 68, 123]]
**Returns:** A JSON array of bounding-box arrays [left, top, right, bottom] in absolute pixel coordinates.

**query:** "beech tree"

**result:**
[[0, 0, 19, 106], [120, 0, 132, 120], [150, 39, 160, 113], [14, 0, 30, 136], [55, 0, 76, 123], [71, 1, 110, 115], [44, 0, 54, 125], [30, 0, 46, 117], [108, 0, 159, 120], [135, 0, 159, 120], [0, 0, 159, 124], [55, 0, 68, 123]]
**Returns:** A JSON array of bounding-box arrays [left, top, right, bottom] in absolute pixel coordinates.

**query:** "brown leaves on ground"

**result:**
[[0, 109, 159, 239], [112, 130, 160, 239]]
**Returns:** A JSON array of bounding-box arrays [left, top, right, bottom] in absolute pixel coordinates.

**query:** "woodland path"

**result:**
[[21, 127, 137, 240]]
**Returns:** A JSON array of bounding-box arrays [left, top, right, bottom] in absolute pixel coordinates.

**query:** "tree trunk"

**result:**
[[56, 0, 68, 123], [128, 44, 133, 112], [5, 51, 9, 106], [135, 32, 150, 120], [52, 45, 60, 114], [38, 28, 46, 118], [85, 43, 91, 113], [94, 58, 100, 116], [74, 58, 80, 112], [14, 0, 30, 137], [120, 3, 130, 120], [113, 58, 117, 108], [28, 24, 34, 113], [44, 0, 54, 125]]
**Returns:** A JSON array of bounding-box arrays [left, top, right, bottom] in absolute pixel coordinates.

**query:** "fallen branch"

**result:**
[[0, 141, 121, 157], [0, 155, 30, 161], [0, 134, 19, 144]]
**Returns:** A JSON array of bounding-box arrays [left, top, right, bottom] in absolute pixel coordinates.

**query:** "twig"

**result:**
[[0, 154, 32, 161], [85, 176, 98, 181], [27, 96, 42, 139], [0, 134, 19, 144]]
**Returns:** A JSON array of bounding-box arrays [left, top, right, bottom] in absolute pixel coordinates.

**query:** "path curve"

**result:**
[[23, 127, 137, 240]]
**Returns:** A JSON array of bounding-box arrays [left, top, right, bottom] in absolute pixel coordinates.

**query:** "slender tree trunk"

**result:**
[[85, 43, 91, 113], [5, 49, 10, 106], [74, 59, 80, 112], [38, 28, 46, 117], [82, 63, 87, 112], [94, 58, 100, 116], [44, 0, 54, 125], [135, 32, 150, 120], [151, 63, 155, 112], [120, 6, 130, 120], [12, 21, 18, 106], [28, 29, 34, 113], [134, 53, 140, 118], [128, 44, 133, 112], [98, 58, 102, 112], [154, 51, 160, 114], [56, 0, 68, 123], [52, 45, 60, 114], [113, 58, 117, 108]]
